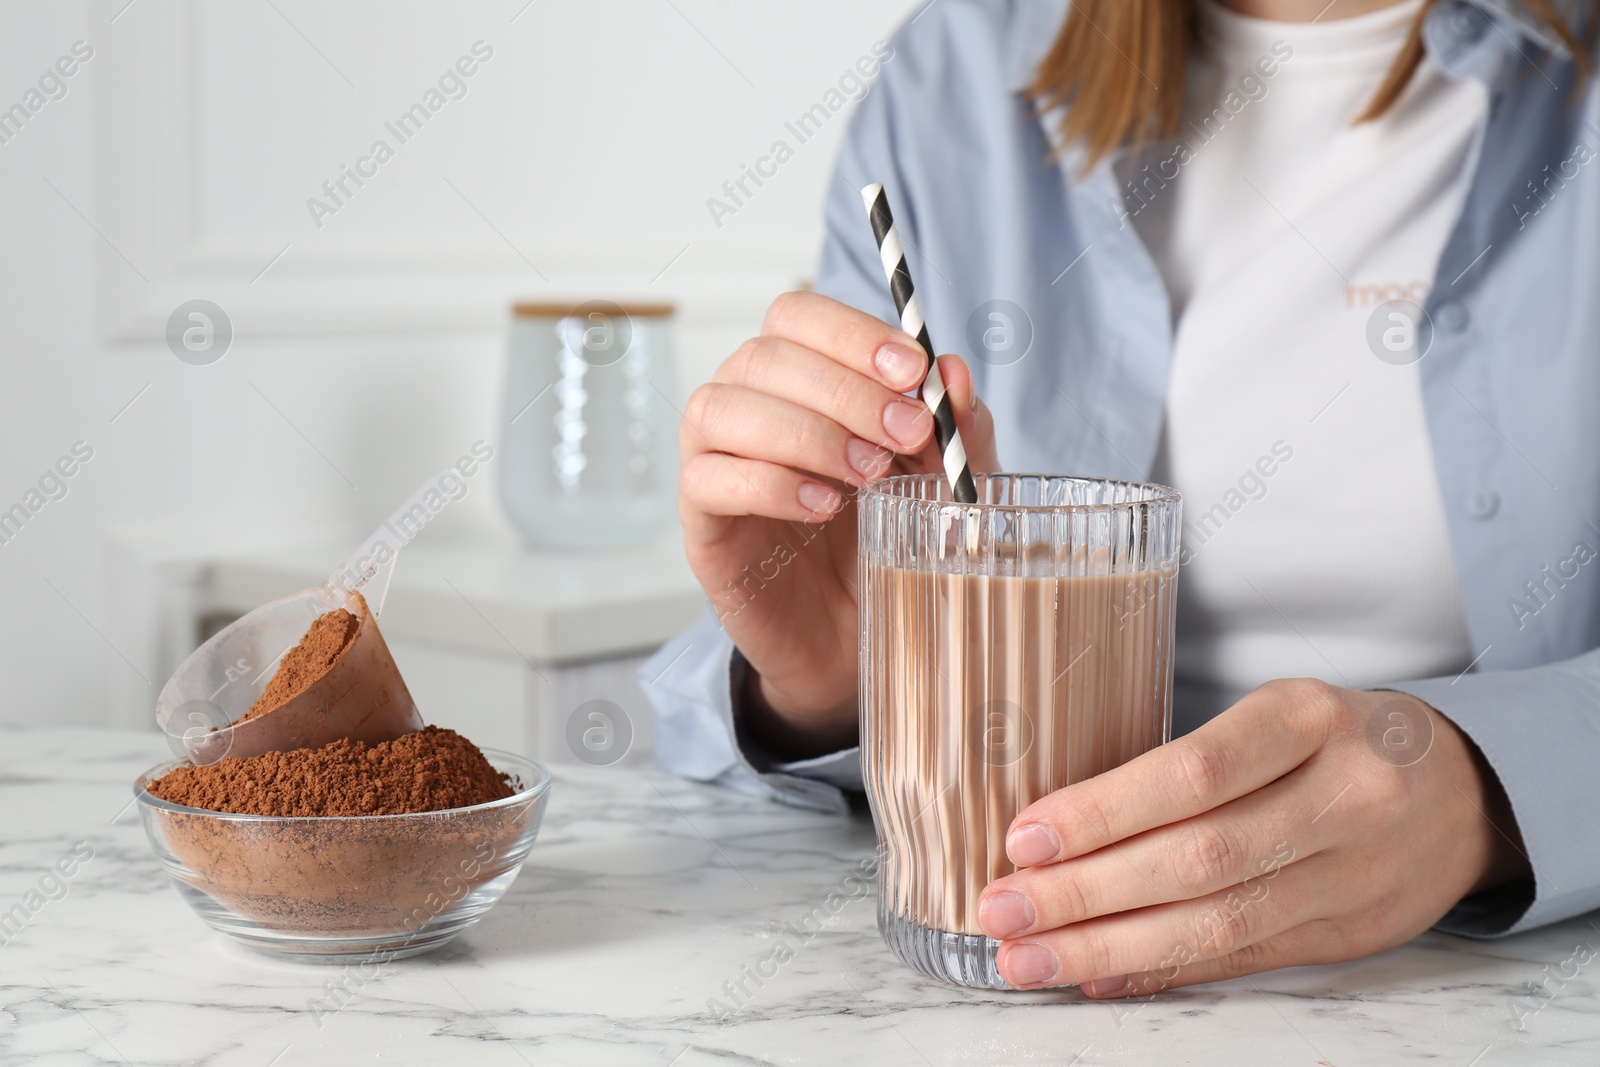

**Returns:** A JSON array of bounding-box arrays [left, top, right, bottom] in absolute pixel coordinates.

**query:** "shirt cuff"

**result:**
[[639, 606, 861, 814], [728, 648, 864, 797], [1381, 650, 1600, 938]]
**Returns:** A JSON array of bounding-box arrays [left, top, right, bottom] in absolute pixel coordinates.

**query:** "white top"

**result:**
[[1128, 0, 1484, 718]]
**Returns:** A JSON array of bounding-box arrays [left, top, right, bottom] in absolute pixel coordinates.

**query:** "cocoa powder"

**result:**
[[142, 731, 537, 941], [143, 594, 539, 947], [148, 726, 512, 816], [238, 607, 360, 723]]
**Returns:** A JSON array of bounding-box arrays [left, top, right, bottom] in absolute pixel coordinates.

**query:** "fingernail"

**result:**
[[1084, 975, 1132, 998], [797, 481, 839, 516], [1003, 943, 1058, 987], [978, 891, 1036, 939], [1007, 824, 1061, 867], [847, 437, 893, 481], [970, 387, 980, 412], [882, 399, 932, 450], [874, 342, 926, 390]]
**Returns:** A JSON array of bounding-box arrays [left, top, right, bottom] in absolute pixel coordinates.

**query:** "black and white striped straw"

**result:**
[[860, 183, 978, 505]]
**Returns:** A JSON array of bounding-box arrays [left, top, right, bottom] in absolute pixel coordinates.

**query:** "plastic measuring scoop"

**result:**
[[155, 469, 468, 764]]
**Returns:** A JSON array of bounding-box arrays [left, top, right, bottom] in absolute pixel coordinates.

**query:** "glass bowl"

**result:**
[[134, 749, 552, 961]]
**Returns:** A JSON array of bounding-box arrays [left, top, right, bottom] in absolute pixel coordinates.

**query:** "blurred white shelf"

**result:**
[[203, 532, 705, 667], [107, 526, 704, 762]]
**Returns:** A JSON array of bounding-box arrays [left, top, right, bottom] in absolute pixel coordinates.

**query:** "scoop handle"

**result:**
[[318, 468, 464, 618]]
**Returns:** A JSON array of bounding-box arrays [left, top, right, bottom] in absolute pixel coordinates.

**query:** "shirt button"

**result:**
[[1436, 302, 1470, 332], [1466, 489, 1500, 519]]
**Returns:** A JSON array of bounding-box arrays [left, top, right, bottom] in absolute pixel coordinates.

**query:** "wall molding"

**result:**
[[92, 0, 812, 342]]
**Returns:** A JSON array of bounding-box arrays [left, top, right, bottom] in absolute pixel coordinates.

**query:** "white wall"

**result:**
[[0, 0, 916, 727]]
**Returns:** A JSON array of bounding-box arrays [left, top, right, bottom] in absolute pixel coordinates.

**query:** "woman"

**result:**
[[642, 0, 1600, 996]]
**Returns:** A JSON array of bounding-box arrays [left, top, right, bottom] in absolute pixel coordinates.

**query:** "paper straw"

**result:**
[[860, 183, 979, 506]]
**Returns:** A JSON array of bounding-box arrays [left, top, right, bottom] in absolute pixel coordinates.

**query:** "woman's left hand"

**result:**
[[976, 678, 1531, 997]]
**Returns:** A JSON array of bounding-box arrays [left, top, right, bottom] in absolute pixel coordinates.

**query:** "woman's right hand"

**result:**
[[677, 291, 999, 759]]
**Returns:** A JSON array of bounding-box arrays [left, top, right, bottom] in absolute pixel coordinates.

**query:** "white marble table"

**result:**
[[4, 727, 1598, 1066]]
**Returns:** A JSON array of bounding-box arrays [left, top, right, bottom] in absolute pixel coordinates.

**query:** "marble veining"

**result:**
[[2, 726, 1598, 1065]]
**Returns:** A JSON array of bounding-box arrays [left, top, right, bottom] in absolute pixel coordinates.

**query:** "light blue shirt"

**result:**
[[641, 0, 1600, 938]]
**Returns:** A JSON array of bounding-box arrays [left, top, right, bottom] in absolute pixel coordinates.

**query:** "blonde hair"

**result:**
[[1031, 0, 1596, 169]]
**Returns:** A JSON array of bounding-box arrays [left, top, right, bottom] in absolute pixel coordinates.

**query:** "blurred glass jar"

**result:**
[[499, 300, 679, 550]]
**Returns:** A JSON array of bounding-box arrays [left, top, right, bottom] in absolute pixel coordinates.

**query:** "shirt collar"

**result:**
[[1003, 0, 1070, 93], [1002, 0, 1576, 94], [1424, 0, 1578, 81]]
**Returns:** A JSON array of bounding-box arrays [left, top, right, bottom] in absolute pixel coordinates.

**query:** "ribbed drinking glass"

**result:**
[[859, 473, 1182, 988]]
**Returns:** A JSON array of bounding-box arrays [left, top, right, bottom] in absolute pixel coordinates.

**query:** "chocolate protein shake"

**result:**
[[861, 565, 1176, 936], [858, 473, 1181, 987]]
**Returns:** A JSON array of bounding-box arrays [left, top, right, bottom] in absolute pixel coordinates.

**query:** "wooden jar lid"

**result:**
[[512, 301, 675, 318]]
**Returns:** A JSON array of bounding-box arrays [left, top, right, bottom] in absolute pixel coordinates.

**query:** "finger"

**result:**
[[761, 290, 930, 393], [980, 775, 1311, 937], [994, 850, 1337, 991], [1080, 923, 1348, 999], [679, 452, 844, 525], [715, 336, 934, 455], [925, 354, 999, 473], [681, 382, 894, 488], [934, 352, 976, 415], [1005, 678, 1342, 868]]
